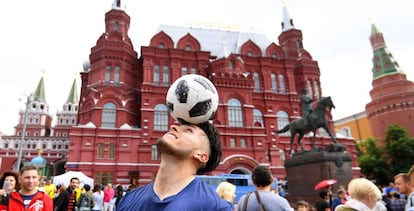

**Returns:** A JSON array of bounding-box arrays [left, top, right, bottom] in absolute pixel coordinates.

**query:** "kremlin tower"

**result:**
[[366, 24, 414, 139]]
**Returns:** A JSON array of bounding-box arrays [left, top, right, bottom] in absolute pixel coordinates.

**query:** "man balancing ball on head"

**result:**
[[117, 74, 233, 210]]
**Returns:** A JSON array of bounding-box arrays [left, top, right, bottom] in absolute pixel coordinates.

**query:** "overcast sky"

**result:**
[[0, 0, 413, 135]]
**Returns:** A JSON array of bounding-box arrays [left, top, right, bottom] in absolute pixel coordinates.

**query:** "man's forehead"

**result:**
[[21, 170, 38, 176]]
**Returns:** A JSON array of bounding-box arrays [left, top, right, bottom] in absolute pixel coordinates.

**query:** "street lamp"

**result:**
[[15, 93, 33, 171]]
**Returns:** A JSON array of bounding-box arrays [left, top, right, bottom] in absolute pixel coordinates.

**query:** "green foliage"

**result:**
[[385, 125, 414, 175], [356, 138, 390, 185], [384, 125, 408, 145], [357, 125, 414, 185]]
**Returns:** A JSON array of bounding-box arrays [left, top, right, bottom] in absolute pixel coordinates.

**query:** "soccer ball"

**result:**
[[166, 74, 219, 124]]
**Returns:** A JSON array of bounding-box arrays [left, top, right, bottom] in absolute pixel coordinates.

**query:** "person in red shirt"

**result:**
[[0, 165, 53, 211], [103, 183, 114, 211]]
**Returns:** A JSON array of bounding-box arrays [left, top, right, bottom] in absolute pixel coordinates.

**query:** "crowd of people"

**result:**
[[1, 121, 414, 211], [0, 166, 132, 211]]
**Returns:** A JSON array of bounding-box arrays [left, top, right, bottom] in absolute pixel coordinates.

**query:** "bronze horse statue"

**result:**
[[275, 96, 338, 155]]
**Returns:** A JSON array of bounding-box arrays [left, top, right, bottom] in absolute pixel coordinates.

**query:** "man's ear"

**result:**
[[194, 150, 209, 164]]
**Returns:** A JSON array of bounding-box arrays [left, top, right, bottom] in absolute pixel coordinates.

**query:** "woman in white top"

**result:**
[[92, 184, 104, 211]]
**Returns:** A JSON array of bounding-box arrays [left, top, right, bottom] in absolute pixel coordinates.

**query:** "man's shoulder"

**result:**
[[335, 205, 359, 211]]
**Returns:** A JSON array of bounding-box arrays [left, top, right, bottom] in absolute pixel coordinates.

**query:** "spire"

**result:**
[[369, 23, 404, 80], [281, 1, 295, 32], [66, 78, 78, 104], [216, 35, 230, 59], [33, 75, 46, 102], [112, 0, 125, 10]]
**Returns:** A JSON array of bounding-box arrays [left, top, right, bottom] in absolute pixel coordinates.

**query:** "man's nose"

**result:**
[[170, 124, 180, 132]]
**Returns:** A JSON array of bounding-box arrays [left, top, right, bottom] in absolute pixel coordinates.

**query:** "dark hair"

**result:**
[[0, 170, 20, 190], [83, 184, 91, 191], [251, 165, 273, 187], [93, 184, 101, 192], [20, 165, 38, 174], [319, 190, 328, 198], [70, 177, 80, 183], [196, 121, 222, 174], [337, 189, 345, 195]]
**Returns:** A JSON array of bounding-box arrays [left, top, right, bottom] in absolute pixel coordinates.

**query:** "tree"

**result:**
[[356, 138, 390, 185], [357, 125, 414, 185], [384, 125, 414, 175]]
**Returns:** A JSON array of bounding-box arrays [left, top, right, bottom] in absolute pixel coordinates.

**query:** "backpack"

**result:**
[[78, 193, 93, 211]]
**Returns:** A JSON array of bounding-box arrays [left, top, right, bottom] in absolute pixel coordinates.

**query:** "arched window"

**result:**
[[313, 81, 320, 99], [253, 73, 260, 92], [102, 103, 116, 128], [151, 145, 158, 160], [229, 61, 234, 70], [277, 111, 289, 136], [97, 143, 104, 158], [190, 67, 196, 74], [154, 104, 168, 131], [163, 65, 169, 86], [307, 80, 313, 97], [153, 65, 160, 85], [253, 109, 264, 127], [114, 21, 119, 31], [228, 98, 243, 127], [341, 127, 352, 137], [105, 65, 111, 85], [271, 74, 277, 93], [181, 67, 187, 76], [109, 143, 115, 159], [114, 66, 120, 86], [279, 74, 286, 94]]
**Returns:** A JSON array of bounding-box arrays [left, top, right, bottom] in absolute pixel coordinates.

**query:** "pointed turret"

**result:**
[[14, 75, 52, 137], [281, 4, 295, 32], [66, 79, 78, 104], [33, 76, 46, 102], [366, 23, 414, 139], [369, 23, 404, 80], [53, 78, 79, 137], [278, 3, 303, 59]]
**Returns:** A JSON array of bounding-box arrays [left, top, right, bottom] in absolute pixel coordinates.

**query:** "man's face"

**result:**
[[70, 179, 80, 189], [394, 177, 408, 194], [19, 170, 39, 193], [157, 124, 209, 159], [297, 205, 308, 211]]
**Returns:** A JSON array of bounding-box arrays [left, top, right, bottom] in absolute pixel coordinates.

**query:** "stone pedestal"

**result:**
[[284, 149, 353, 206]]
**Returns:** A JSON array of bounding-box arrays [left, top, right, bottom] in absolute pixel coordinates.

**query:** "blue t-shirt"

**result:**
[[116, 177, 233, 211]]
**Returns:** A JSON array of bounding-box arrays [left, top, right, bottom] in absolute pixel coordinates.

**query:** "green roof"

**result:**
[[33, 76, 46, 102], [66, 79, 79, 104]]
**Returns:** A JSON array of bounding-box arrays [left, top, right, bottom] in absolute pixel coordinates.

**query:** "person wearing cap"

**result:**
[[297, 200, 310, 211], [116, 122, 233, 210]]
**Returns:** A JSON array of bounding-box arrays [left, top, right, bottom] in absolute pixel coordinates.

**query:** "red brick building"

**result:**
[[0, 76, 76, 175], [65, 1, 357, 186], [0, 1, 359, 185]]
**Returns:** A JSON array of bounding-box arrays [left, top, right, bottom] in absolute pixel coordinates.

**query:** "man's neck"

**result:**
[[256, 185, 271, 191], [19, 189, 37, 196], [153, 158, 197, 201]]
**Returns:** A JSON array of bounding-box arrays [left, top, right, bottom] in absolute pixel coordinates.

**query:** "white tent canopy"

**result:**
[[52, 171, 94, 187]]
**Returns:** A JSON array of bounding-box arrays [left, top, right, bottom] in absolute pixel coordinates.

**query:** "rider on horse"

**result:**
[[300, 89, 313, 124]]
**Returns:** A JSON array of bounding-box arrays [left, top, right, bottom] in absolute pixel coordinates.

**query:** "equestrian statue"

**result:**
[[275, 91, 342, 155]]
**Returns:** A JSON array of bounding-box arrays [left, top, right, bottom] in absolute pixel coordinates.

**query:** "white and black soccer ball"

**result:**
[[166, 74, 219, 124]]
